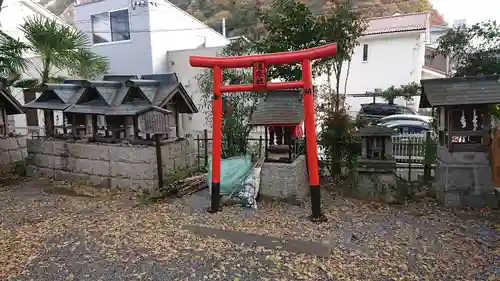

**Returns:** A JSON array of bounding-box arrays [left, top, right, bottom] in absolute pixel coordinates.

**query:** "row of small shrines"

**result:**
[[0, 74, 499, 153]]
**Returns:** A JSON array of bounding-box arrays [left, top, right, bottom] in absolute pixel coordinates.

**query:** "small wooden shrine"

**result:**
[[23, 73, 198, 143], [248, 89, 304, 163], [0, 85, 25, 136], [419, 75, 500, 208], [419, 76, 498, 152]]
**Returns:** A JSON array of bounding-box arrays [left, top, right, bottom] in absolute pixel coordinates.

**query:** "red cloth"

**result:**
[[268, 123, 304, 137], [292, 122, 304, 137]]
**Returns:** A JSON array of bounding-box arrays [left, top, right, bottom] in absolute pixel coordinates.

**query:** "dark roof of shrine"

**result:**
[[353, 126, 397, 137], [0, 86, 25, 115], [419, 75, 500, 108], [248, 90, 303, 126], [23, 83, 85, 110], [30, 73, 199, 116]]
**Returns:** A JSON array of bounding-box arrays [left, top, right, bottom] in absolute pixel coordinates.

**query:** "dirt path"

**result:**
[[0, 181, 499, 280]]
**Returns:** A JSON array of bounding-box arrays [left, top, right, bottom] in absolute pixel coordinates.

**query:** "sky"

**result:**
[[430, 0, 500, 25]]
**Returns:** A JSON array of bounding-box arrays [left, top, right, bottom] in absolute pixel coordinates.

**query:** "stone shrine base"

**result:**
[[350, 158, 403, 204], [0, 137, 27, 174], [434, 148, 498, 209], [259, 155, 308, 204], [26, 138, 197, 191]]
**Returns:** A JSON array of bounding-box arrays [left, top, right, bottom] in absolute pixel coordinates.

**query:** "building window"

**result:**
[[91, 9, 130, 44], [362, 44, 368, 62]]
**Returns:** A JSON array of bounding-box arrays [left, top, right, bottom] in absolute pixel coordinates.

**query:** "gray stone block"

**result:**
[[260, 156, 308, 202], [0, 151, 10, 165], [446, 168, 474, 191], [16, 137, 27, 149], [20, 148, 27, 159], [67, 143, 109, 160], [8, 150, 22, 162], [26, 139, 42, 153], [32, 154, 55, 169], [110, 162, 156, 180], [0, 138, 18, 151], [39, 141, 54, 155], [73, 158, 110, 177], [108, 146, 155, 163], [52, 140, 68, 155]]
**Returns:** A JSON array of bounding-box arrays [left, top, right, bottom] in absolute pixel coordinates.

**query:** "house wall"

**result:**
[[316, 31, 426, 116], [166, 46, 224, 135], [148, 2, 229, 74], [74, 0, 154, 75], [74, 0, 229, 76]]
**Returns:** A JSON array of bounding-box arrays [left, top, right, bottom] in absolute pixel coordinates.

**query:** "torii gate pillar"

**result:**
[[190, 43, 337, 222]]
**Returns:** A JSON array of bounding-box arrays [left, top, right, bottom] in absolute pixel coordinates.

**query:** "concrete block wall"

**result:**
[[260, 155, 308, 203], [0, 137, 27, 174], [26, 139, 197, 191]]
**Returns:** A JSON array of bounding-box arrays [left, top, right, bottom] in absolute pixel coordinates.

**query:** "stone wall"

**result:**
[[260, 155, 308, 203], [26, 139, 197, 190], [434, 147, 497, 208], [0, 137, 27, 174]]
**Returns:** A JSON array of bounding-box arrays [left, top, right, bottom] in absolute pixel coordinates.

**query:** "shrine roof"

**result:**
[[248, 90, 303, 126], [353, 126, 398, 137], [23, 84, 85, 111], [43, 73, 198, 115], [0, 86, 25, 115], [419, 75, 500, 108]]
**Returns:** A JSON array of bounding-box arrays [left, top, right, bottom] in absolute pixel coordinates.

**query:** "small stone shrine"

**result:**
[[248, 90, 308, 203], [420, 75, 500, 208], [351, 126, 402, 204]]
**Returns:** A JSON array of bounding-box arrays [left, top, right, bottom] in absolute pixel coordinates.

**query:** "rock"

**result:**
[[382, 193, 396, 204]]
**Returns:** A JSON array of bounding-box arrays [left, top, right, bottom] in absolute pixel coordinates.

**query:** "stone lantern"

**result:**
[[351, 126, 400, 204], [354, 126, 397, 163]]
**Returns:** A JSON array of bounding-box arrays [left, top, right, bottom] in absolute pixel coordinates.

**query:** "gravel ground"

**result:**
[[0, 180, 499, 281]]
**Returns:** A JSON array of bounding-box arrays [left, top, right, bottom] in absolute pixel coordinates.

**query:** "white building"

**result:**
[[73, 0, 230, 76], [0, 0, 72, 135], [317, 12, 449, 117]]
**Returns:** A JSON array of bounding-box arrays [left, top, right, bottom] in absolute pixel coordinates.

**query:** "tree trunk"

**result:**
[[0, 0, 4, 13]]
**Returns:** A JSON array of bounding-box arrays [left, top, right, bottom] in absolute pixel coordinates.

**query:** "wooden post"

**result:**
[[259, 135, 263, 158], [264, 126, 268, 160], [424, 131, 431, 183], [72, 114, 77, 139], [407, 138, 412, 181], [133, 116, 139, 139], [197, 134, 200, 170], [204, 129, 208, 167], [155, 134, 164, 189], [92, 115, 98, 140]]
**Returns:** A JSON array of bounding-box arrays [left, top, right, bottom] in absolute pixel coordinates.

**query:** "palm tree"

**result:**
[[8, 15, 108, 132], [0, 31, 29, 87], [13, 15, 108, 89]]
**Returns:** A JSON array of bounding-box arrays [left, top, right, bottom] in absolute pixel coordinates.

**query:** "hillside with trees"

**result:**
[[33, 0, 445, 39], [169, 0, 446, 38]]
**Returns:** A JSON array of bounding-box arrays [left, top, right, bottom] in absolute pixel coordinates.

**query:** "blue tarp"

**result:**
[[207, 155, 253, 195]]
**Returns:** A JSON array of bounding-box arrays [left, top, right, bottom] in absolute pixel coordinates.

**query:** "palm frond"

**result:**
[[12, 78, 41, 89], [0, 31, 29, 78], [19, 16, 91, 71], [70, 49, 109, 79]]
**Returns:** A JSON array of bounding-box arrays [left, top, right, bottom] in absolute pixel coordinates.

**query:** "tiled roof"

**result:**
[[248, 90, 304, 126], [366, 12, 430, 35], [419, 75, 500, 107], [59, 73, 199, 116]]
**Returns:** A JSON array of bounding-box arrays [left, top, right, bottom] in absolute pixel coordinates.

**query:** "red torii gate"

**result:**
[[190, 43, 337, 221]]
